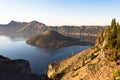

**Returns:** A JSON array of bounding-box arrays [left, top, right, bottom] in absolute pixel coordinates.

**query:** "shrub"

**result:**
[[108, 51, 118, 62], [73, 66, 81, 71], [82, 58, 85, 66], [90, 53, 95, 60], [112, 69, 120, 80]]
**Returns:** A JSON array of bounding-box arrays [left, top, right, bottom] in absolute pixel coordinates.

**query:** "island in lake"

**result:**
[[26, 30, 92, 48]]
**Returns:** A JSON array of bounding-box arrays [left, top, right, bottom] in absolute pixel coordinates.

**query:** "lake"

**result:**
[[0, 36, 90, 75]]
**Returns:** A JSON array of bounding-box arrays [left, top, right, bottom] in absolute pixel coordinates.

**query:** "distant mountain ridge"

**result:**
[[17, 21, 47, 32], [0, 20, 104, 43], [7, 20, 27, 26]]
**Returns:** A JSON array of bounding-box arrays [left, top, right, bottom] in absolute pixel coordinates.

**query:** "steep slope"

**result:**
[[50, 26, 104, 43], [0, 21, 26, 33], [17, 21, 47, 32], [47, 19, 120, 80], [0, 20, 103, 43], [0, 55, 41, 80], [26, 30, 83, 48], [16, 21, 48, 38], [7, 20, 27, 27]]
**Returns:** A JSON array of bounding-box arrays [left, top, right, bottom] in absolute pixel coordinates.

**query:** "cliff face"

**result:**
[[0, 55, 40, 80], [47, 19, 120, 80], [0, 21, 26, 33], [0, 21, 104, 43], [51, 26, 103, 43]]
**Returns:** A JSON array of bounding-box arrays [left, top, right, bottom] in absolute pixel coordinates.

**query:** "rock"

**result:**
[[13, 59, 31, 72], [0, 55, 11, 62], [0, 55, 41, 80], [47, 62, 59, 78], [47, 19, 120, 80]]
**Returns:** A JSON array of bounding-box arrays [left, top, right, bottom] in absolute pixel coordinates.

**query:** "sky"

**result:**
[[0, 0, 120, 26]]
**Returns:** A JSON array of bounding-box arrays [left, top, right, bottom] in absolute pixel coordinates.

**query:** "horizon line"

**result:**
[[0, 20, 110, 27]]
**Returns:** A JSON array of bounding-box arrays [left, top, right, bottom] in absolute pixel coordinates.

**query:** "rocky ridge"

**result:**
[[0, 21, 104, 43], [47, 19, 120, 80]]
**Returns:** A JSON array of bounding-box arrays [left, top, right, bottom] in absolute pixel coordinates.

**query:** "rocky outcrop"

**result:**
[[0, 55, 40, 80], [47, 19, 120, 80], [13, 59, 31, 72]]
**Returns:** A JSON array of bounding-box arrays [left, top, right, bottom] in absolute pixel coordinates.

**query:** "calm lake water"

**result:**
[[0, 36, 90, 75]]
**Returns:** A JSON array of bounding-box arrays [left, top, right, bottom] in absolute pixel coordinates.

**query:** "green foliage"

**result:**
[[90, 53, 95, 60], [111, 19, 116, 25], [96, 30, 104, 44], [109, 51, 118, 62], [112, 69, 120, 80], [116, 23, 120, 50], [96, 19, 120, 62], [116, 37, 120, 51], [82, 58, 85, 66], [104, 19, 120, 49], [107, 19, 117, 47]]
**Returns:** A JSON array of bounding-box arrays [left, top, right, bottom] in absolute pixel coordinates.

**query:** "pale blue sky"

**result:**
[[0, 0, 120, 26]]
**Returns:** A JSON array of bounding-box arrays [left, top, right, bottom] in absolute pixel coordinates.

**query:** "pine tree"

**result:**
[[111, 18, 116, 29], [116, 23, 120, 50], [107, 19, 117, 48]]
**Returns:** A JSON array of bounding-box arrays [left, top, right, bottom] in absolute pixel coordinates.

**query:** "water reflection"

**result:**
[[0, 36, 10, 41], [0, 36, 91, 75], [0, 35, 25, 42]]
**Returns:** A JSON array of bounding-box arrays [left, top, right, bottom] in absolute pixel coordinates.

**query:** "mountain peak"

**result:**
[[8, 20, 18, 24], [41, 30, 59, 36], [17, 20, 47, 32], [30, 20, 40, 24], [29, 20, 46, 26], [8, 20, 26, 26]]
